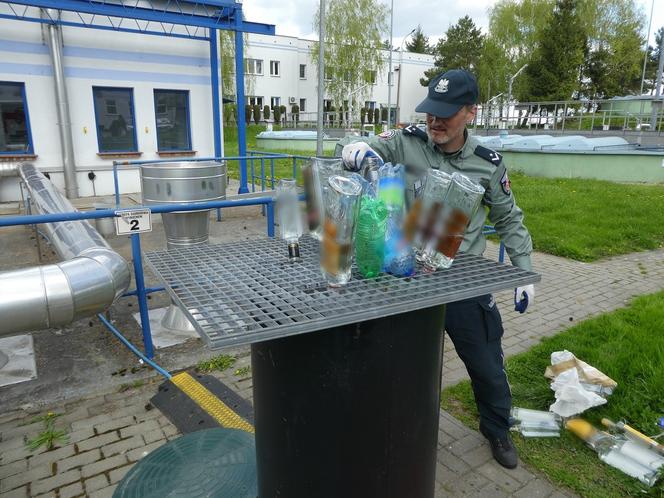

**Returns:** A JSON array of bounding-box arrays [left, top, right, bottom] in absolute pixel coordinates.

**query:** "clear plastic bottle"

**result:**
[[355, 196, 387, 278], [276, 178, 303, 262]]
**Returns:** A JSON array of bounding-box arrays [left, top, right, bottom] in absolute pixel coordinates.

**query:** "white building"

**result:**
[[0, 15, 434, 201]]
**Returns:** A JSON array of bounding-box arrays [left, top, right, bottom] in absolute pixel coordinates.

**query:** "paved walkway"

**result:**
[[1, 244, 664, 497]]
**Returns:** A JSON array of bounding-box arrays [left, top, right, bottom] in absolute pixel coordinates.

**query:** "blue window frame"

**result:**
[[0, 82, 34, 155], [92, 86, 138, 153], [153, 89, 192, 151]]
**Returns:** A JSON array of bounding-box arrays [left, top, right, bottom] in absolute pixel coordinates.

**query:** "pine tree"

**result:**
[[523, 0, 587, 102], [421, 16, 484, 86], [405, 25, 429, 54]]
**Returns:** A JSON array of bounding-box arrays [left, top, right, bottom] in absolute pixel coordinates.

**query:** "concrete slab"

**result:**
[[132, 307, 200, 349], [0, 335, 37, 387]]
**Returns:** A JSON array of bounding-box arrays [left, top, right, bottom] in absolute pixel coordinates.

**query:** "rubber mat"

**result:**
[[113, 428, 256, 498], [150, 372, 254, 434]]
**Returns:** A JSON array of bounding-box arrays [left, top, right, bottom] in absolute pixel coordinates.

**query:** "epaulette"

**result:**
[[474, 145, 502, 166], [402, 124, 428, 142]]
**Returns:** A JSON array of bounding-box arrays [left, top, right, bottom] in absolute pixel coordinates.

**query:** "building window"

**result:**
[[92, 87, 137, 153], [365, 70, 377, 85], [270, 97, 281, 109], [299, 64, 306, 79], [299, 98, 306, 112], [323, 99, 332, 110], [245, 58, 263, 75], [153, 89, 191, 151], [365, 101, 376, 111], [247, 96, 263, 107], [270, 60, 280, 76], [0, 82, 33, 154], [324, 68, 333, 81]]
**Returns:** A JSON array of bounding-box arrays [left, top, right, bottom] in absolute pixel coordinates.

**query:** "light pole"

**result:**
[[316, 0, 326, 156], [507, 64, 527, 129], [395, 28, 416, 125], [386, 0, 394, 129], [486, 93, 503, 129]]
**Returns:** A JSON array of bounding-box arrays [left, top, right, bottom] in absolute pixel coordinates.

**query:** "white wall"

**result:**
[[0, 16, 435, 201]]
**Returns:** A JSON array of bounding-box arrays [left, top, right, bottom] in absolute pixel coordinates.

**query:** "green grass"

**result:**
[[223, 125, 664, 261], [196, 354, 236, 373], [509, 172, 664, 261], [441, 290, 664, 498]]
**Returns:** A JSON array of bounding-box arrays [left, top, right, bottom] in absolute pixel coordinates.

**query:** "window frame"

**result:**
[[153, 89, 192, 152], [299, 64, 306, 79], [0, 81, 34, 155], [299, 98, 306, 112], [270, 60, 280, 77], [92, 86, 139, 153], [270, 96, 281, 109], [245, 58, 264, 76]]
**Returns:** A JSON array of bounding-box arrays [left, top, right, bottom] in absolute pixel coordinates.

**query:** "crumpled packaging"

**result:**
[[545, 350, 617, 418], [544, 350, 617, 389]]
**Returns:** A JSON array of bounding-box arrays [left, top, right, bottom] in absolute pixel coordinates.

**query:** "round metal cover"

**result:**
[[113, 428, 256, 498]]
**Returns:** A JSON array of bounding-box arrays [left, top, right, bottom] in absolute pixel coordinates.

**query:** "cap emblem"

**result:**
[[434, 78, 449, 93]]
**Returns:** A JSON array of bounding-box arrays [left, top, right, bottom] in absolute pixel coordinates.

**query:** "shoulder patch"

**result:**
[[500, 170, 511, 195], [402, 124, 428, 142], [474, 145, 502, 166], [378, 129, 397, 140]]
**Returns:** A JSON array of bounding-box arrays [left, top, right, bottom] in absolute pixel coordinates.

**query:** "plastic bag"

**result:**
[[549, 367, 607, 417]]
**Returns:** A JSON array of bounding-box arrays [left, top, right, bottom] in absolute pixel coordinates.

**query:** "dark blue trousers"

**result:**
[[445, 294, 511, 437]]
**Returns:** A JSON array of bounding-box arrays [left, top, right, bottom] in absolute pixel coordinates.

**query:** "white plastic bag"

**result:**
[[549, 364, 607, 417]]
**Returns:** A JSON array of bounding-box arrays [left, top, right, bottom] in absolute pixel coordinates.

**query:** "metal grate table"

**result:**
[[145, 236, 540, 350]]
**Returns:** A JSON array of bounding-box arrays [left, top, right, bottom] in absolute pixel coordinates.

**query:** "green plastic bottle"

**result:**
[[355, 196, 388, 278]]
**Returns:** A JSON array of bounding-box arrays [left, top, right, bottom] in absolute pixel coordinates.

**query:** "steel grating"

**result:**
[[145, 236, 540, 350]]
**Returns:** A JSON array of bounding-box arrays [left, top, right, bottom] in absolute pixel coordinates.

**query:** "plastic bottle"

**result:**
[[355, 196, 387, 278], [276, 178, 303, 262]]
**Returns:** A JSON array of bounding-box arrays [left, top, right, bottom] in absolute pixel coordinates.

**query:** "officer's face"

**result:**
[[426, 106, 476, 151]]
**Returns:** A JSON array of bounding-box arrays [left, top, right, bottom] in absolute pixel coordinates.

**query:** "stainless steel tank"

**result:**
[[140, 161, 227, 249], [139, 161, 227, 332]]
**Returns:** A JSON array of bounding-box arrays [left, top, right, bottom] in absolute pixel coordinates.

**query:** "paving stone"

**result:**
[[476, 461, 524, 494], [447, 433, 484, 457], [58, 449, 102, 472], [444, 471, 489, 495], [28, 444, 76, 469], [58, 480, 84, 498], [0, 444, 32, 464], [66, 427, 96, 444], [142, 428, 166, 444], [83, 474, 109, 494], [0, 421, 43, 441], [126, 441, 164, 462], [93, 416, 136, 435], [0, 463, 51, 492], [102, 435, 145, 458], [71, 414, 113, 432], [88, 485, 117, 498], [0, 485, 29, 498], [109, 463, 134, 484], [0, 459, 27, 480], [513, 477, 555, 498], [33, 492, 57, 498], [0, 435, 27, 453], [458, 443, 493, 468], [76, 432, 120, 453], [31, 469, 81, 495], [119, 419, 160, 439], [81, 454, 127, 479]]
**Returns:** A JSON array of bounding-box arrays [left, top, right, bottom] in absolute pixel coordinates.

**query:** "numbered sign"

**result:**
[[115, 208, 152, 235]]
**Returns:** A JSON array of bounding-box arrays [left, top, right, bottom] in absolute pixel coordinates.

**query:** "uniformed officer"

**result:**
[[337, 69, 535, 469]]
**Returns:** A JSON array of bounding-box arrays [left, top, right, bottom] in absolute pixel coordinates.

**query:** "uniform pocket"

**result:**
[[478, 294, 504, 342]]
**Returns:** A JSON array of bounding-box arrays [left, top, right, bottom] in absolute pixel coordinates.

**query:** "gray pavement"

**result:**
[[1, 200, 664, 496]]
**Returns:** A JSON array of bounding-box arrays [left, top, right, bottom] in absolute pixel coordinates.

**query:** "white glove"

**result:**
[[514, 284, 535, 313], [341, 142, 381, 172]]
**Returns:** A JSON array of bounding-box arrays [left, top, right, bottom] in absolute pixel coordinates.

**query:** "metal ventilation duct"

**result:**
[[0, 164, 131, 336]]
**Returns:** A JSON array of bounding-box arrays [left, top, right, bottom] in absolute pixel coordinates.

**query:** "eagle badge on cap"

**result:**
[[434, 78, 449, 93]]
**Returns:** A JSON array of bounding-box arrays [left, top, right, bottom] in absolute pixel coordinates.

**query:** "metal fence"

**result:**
[[474, 98, 664, 136]]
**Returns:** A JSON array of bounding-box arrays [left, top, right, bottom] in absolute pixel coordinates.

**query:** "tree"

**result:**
[[312, 0, 388, 116], [422, 16, 484, 86], [644, 27, 663, 94], [522, 0, 587, 102], [406, 25, 429, 54], [252, 104, 261, 125], [263, 105, 270, 121], [580, 0, 645, 99], [218, 30, 253, 102], [273, 106, 281, 125]]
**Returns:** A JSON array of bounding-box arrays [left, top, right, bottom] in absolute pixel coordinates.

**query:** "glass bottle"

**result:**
[[276, 178, 303, 262]]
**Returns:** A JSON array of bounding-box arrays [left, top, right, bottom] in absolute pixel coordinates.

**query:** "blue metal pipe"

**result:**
[[123, 286, 165, 298], [234, 24, 249, 194], [112, 155, 290, 167], [0, 196, 275, 228], [112, 163, 120, 206], [130, 233, 155, 359], [97, 313, 171, 379], [266, 201, 275, 238], [209, 29, 222, 159]]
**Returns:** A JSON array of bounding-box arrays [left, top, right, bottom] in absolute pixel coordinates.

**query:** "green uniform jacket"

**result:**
[[336, 126, 533, 271]]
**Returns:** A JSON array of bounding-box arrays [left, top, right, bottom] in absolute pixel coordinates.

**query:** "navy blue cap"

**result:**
[[415, 69, 479, 118]]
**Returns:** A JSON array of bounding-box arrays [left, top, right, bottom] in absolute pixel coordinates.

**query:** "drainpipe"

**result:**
[[0, 164, 130, 336], [43, 9, 78, 199]]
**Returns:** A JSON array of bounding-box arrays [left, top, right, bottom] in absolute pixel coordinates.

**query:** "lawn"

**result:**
[[223, 125, 664, 262], [441, 290, 664, 498]]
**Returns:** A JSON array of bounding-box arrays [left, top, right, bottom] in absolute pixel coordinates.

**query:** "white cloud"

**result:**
[[242, 0, 664, 47]]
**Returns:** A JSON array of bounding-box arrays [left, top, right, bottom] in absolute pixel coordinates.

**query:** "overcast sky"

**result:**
[[243, 0, 664, 48]]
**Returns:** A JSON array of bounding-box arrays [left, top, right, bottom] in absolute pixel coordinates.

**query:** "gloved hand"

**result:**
[[341, 142, 382, 172], [514, 284, 535, 313]]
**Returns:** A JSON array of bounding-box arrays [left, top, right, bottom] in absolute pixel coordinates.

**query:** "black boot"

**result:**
[[480, 427, 518, 469]]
